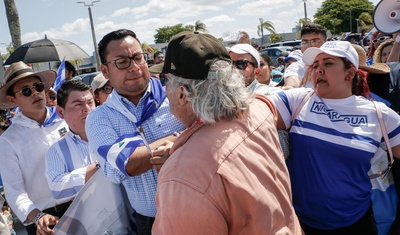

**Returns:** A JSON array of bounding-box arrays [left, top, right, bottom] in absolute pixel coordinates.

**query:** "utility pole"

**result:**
[[77, 0, 101, 72], [303, 0, 308, 25]]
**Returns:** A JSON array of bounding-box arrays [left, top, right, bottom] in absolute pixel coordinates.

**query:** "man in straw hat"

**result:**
[[0, 62, 69, 235], [152, 31, 302, 234]]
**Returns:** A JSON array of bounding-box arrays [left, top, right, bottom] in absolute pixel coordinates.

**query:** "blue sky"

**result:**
[[0, 0, 381, 55]]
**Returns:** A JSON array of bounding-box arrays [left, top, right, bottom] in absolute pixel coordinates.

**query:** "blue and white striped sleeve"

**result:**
[[45, 143, 86, 200]]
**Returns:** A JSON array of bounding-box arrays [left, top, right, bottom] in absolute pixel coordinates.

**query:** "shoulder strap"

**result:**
[[369, 101, 394, 179], [291, 90, 314, 125]]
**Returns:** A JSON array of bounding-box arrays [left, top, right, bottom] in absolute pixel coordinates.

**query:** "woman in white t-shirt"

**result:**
[[268, 40, 400, 235]]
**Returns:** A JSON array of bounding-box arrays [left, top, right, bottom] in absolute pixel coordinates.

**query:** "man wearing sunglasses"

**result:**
[[0, 62, 69, 235], [284, 23, 327, 88], [85, 29, 185, 235], [153, 51, 165, 65], [228, 43, 265, 91]]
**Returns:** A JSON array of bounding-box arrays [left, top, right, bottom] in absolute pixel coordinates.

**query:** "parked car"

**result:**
[[261, 46, 293, 66], [73, 72, 100, 85], [267, 40, 301, 48]]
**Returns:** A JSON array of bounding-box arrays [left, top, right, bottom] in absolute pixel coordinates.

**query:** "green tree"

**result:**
[[358, 12, 373, 30], [194, 20, 207, 32], [314, 0, 374, 33], [4, 0, 21, 48], [154, 24, 194, 43], [257, 18, 275, 47], [1, 43, 14, 62], [269, 33, 283, 43]]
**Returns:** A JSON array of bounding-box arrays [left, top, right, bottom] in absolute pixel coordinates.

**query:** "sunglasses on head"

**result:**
[[100, 85, 113, 94], [15, 82, 45, 97], [232, 60, 254, 70], [372, 36, 390, 44]]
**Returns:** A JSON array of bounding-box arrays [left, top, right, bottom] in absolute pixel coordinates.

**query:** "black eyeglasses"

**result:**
[[100, 85, 113, 94], [372, 36, 390, 44], [104, 53, 148, 70], [14, 82, 45, 97], [232, 60, 254, 70]]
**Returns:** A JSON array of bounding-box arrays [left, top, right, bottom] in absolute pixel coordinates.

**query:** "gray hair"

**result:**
[[167, 60, 254, 124]]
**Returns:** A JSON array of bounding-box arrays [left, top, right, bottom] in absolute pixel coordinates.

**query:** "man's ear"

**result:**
[[254, 67, 261, 77], [56, 105, 64, 119], [5, 95, 16, 107], [178, 86, 188, 106], [101, 65, 109, 79]]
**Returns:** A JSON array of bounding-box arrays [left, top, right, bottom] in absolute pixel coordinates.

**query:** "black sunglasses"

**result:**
[[49, 93, 56, 101], [232, 60, 254, 70], [15, 82, 45, 97], [100, 85, 113, 94]]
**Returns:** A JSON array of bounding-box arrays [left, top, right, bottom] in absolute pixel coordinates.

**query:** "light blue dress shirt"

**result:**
[[45, 131, 94, 201], [86, 84, 185, 217]]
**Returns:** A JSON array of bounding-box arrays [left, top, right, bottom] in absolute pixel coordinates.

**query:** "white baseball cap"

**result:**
[[91, 73, 109, 91], [302, 41, 359, 69], [227, 43, 260, 67], [284, 50, 303, 63]]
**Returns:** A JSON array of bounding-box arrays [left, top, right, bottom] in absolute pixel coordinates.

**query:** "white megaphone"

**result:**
[[373, 0, 400, 36]]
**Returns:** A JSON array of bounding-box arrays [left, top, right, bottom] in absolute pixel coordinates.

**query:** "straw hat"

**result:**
[[352, 44, 390, 74], [0, 61, 56, 109]]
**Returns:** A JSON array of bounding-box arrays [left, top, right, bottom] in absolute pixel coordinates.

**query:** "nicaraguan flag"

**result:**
[[54, 59, 66, 92], [98, 132, 145, 175]]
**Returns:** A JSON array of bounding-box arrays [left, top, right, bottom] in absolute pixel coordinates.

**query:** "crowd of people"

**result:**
[[0, 0, 399, 234]]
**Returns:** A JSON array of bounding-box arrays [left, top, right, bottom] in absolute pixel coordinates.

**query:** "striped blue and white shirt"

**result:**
[[45, 131, 94, 201], [86, 83, 185, 217]]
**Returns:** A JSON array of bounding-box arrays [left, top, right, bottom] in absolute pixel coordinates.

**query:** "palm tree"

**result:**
[[4, 0, 21, 48], [358, 12, 373, 29], [194, 20, 207, 32], [257, 18, 275, 48]]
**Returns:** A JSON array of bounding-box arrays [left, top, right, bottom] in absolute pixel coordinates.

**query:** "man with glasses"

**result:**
[[284, 24, 327, 88], [85, 29, 185, 235], [0, 62, 69, 235]]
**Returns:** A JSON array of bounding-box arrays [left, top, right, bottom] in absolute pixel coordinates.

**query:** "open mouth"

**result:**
[[316, 78, 326, 85], [33, 98, 43, 104]]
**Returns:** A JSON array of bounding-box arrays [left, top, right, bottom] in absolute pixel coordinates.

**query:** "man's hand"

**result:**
[[36, 213, 59, 235], [150, 140, 174, 173]]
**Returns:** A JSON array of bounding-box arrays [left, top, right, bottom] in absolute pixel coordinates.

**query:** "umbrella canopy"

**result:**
[[4, 37, 90, 65]]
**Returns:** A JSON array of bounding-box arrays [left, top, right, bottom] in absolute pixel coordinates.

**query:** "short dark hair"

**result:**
[[65, 61, 76, 77], [56, 61, 76, 77], [57, 80, 91, 108], [260, 53, 272, 67], [153, 51, 164, 58], [301, 24, 327, 40], [98, 29, 141, 64]]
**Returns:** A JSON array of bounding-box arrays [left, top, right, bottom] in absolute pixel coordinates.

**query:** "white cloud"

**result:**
[[202, 14, 235, 27], [111, 8, 131, 18]]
